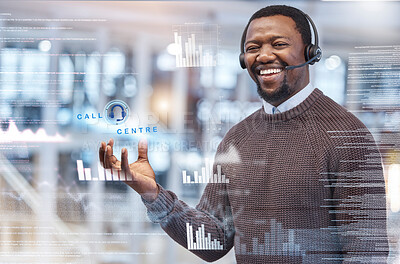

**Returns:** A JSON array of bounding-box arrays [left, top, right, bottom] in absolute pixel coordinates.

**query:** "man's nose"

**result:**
[[256, 45, 276, 63]]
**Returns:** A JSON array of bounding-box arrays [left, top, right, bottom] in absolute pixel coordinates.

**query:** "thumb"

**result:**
[[138, 137, 148, 161]]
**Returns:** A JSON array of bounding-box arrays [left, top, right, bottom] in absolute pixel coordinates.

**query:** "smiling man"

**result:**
[[100, 5, 388, 264]]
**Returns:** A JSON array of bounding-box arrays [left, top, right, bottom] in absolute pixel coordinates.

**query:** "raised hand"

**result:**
[[99, 138, 159, 202]]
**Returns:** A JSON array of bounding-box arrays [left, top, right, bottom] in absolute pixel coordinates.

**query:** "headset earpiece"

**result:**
[[239, 24, 247, 69], [305, 44, 321, 65], [239, 53, 246, 69]]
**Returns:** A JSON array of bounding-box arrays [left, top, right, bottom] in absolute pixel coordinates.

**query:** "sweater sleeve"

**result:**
[[330, 128, 389, 263], [142, 148, 235, 262]]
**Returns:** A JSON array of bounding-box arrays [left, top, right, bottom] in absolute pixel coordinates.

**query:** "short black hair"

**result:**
[[243, 5, 312, 46]]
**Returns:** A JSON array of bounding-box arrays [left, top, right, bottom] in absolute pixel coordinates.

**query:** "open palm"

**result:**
[[99, 138, 159, 202]]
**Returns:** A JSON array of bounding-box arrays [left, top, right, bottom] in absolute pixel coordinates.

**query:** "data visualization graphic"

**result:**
[[1, 120, 69, 143], [173, 23, 219, 67], [76, 160, 131, 181], [237, 219, 305, 256], [182, 158, 229, 184], [186, 223, 224, 250]]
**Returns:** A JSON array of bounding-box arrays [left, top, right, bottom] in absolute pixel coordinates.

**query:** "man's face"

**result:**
[[244, 15, 309, 106]]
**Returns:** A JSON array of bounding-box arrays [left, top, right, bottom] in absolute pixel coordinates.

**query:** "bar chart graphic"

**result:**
[[182, 158, 229, 184], [236, 219, 305, 256], [186, 223, 224, 250], [173, 23, 219, 67], [76, 160, 132, 181]]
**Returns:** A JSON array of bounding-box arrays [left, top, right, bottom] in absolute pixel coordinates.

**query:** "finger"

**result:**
[[105, 145, 114, 168], [107, 138, 114, 156], [138, 137, 148, 160], [99, 141, 106, 167], [121, 148, 134, 181]]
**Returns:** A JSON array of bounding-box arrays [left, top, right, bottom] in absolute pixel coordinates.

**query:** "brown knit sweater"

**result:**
[[143, 89, 388, 263]]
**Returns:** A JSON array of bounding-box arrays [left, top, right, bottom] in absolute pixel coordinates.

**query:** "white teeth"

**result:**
[[260, 69, 282, 75]]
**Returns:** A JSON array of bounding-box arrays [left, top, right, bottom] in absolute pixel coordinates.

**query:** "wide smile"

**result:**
[[256, 67, 284, 83], [260, 68, 283, 75]]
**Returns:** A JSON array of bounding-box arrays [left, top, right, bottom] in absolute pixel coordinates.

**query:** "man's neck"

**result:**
[[262, 83, 314, 114], [271, 83, 309, 107]]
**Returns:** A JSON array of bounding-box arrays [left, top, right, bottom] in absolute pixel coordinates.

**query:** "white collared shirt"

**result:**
[[262, 83, 315, 114]]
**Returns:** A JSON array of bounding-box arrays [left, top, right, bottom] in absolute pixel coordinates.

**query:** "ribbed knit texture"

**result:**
[[144, 89, 388, 263]]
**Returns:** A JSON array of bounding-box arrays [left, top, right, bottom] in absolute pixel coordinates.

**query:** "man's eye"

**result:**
[[246, 46, 258, 52], [274, 43, 288, 47]]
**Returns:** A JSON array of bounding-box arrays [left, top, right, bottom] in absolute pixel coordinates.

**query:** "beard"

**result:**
[[256, 74, 294, 104]]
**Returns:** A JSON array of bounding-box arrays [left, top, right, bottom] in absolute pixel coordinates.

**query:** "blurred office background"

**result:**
[[0, 1, 399, 263]]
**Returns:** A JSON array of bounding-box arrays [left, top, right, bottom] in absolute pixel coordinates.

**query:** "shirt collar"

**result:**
[[262, 83, 315, 114]]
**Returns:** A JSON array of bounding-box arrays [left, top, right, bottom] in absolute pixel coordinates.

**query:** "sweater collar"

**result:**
[[260, 88, 323, 123]]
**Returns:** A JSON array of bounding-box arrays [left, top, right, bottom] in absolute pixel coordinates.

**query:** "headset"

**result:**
[[239, 10, 322, 70], [109, 104, 126, 122]]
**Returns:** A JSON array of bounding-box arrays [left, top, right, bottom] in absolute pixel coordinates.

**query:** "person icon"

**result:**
[[109, 104, 126, 122], [104, 100, 129, 125]]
